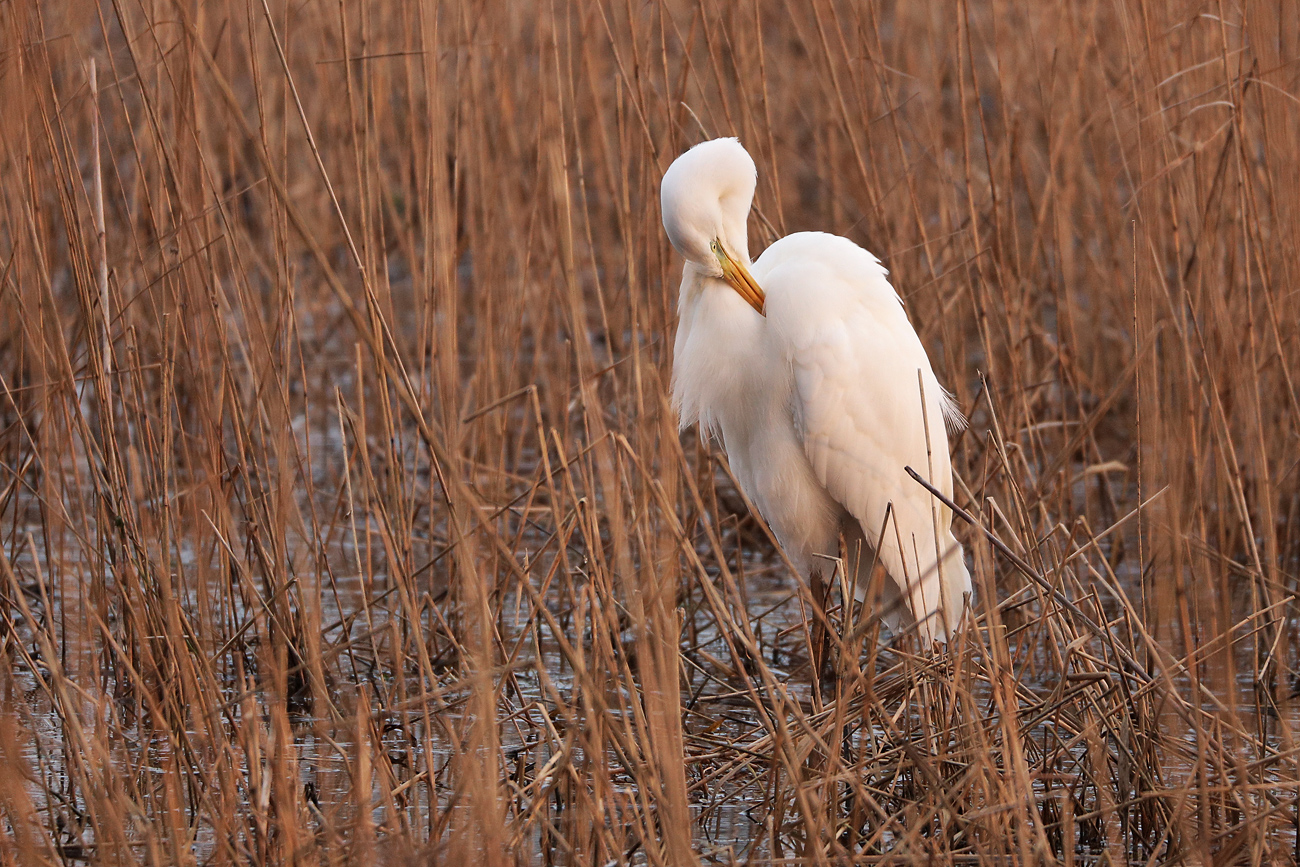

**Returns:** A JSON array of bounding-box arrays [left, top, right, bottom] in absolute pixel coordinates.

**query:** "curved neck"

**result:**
[[676, 263, 763, 332], [720, 220, 751, 264]]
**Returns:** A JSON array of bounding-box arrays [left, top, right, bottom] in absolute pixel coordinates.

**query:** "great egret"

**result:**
[[662, 138, 970, 644]]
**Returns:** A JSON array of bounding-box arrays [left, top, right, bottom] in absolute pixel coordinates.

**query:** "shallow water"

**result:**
[[5, 453, 1298, 863]]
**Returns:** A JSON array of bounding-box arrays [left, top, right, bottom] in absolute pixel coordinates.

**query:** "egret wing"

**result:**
[[756, 233, 968, 640]]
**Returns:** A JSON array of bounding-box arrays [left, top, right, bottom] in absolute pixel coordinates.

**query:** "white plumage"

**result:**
[[663, 138, 970, 643]]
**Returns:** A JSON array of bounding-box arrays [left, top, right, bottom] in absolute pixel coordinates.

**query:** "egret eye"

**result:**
[[710, 239, 728, 266]]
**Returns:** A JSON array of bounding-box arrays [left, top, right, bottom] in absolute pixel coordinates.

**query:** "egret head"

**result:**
[[661, 138, 766, 314]]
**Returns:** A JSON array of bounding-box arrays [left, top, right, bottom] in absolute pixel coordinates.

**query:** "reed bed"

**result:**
[[1, 0, 1298, 863]]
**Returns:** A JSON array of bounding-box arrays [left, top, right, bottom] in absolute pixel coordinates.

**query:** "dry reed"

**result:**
[[0, 0, 1298, 864]]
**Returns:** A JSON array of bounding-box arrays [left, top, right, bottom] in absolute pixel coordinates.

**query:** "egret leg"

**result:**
[[808, 567, 835, 699]]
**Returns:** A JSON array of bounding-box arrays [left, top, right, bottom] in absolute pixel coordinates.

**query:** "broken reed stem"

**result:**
[[89, 57, 109, 380]]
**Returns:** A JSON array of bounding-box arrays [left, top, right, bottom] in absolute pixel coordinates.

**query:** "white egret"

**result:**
[[662, 137, 970, 644]]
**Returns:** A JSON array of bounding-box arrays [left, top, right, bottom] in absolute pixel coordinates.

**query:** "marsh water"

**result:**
[[7, 458, 1297, 864]]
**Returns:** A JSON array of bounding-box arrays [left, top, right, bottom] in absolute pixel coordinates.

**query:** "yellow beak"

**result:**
[[712, 241, 766, 315]]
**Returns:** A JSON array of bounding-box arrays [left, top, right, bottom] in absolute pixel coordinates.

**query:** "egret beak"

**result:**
[[711, 240, 766, 315]]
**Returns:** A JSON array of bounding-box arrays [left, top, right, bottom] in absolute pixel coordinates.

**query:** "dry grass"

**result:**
[[1, 0, 1298, 863]]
